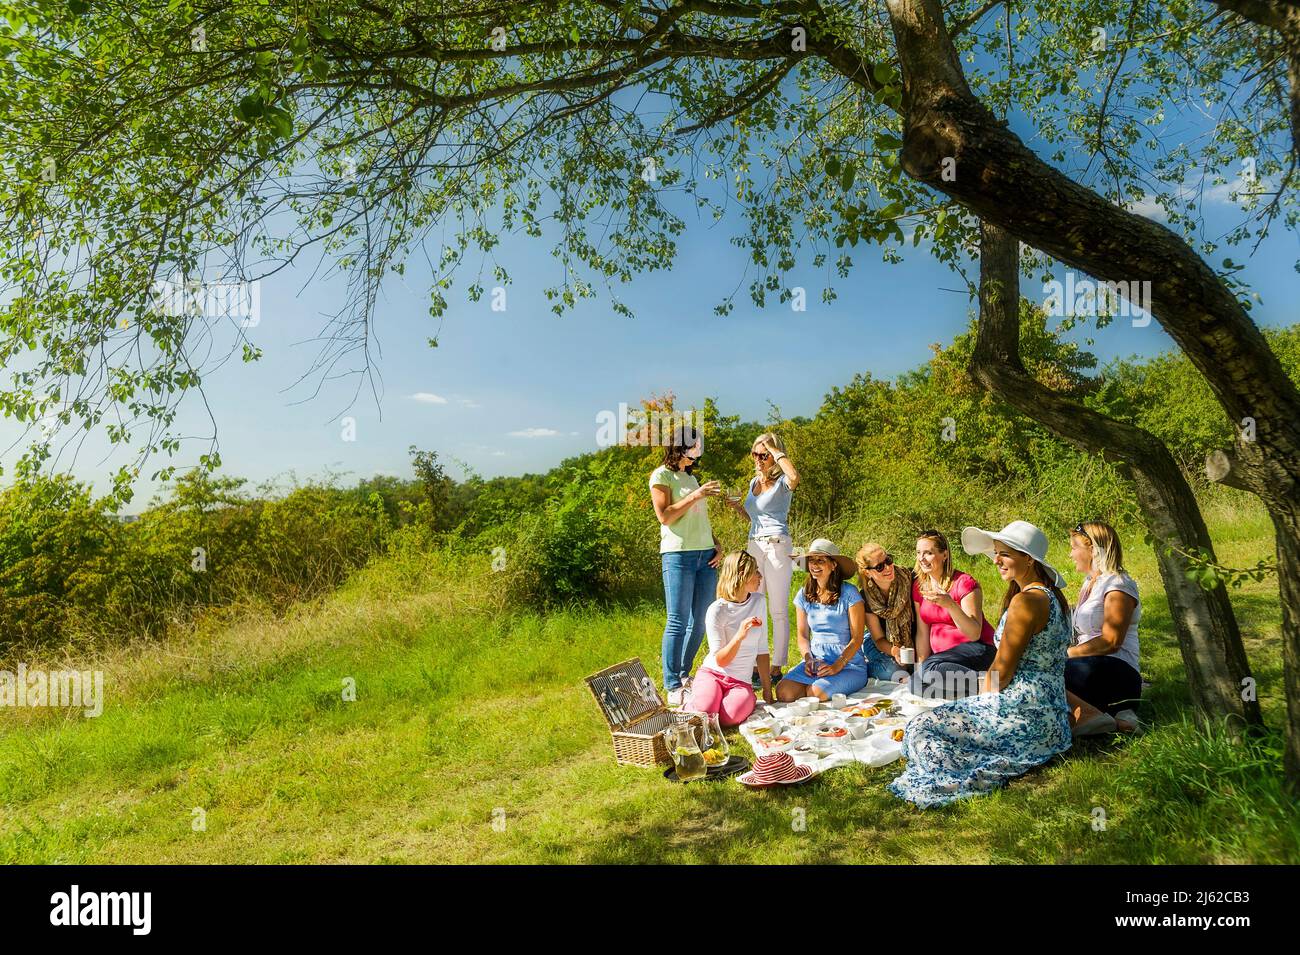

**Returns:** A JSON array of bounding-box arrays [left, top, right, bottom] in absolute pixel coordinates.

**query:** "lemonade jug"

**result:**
[[698, 713, 730, 767], [665, 723, 707, 781]]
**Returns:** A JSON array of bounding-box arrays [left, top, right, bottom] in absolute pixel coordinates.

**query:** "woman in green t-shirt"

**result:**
[[649, 426, 723, 706]]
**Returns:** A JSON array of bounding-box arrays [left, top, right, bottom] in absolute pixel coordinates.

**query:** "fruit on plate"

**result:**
[[760, 735, 792, 748], [751, 726, 773, 735], [891, 729, 905, 742], [817, 726, 847, 738]]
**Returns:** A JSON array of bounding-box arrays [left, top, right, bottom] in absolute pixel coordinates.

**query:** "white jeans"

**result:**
[[746, 533, 794, 667]]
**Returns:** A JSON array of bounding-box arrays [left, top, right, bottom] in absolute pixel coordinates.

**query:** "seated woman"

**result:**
[[889, 521, 1072, 809], [688, 551, 774, 726], [776, 539, 870, 702], [912, 529, 997, 699], [856, 542, 915, 681], [1066, 521, 1143, 736]]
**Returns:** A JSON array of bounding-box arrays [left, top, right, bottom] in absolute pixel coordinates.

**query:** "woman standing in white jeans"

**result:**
[[726, 433, 799, 683]]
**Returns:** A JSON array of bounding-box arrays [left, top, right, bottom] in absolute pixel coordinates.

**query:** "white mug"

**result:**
[[899, 647, 916, 665]]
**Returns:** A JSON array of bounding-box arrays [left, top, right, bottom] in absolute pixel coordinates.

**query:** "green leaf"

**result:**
[[570, 26, 581, 45], [871, 62, 892, 86], [825, 155, 841, 178], [839, 163, 857, 191], [236, 94, 265, 121]]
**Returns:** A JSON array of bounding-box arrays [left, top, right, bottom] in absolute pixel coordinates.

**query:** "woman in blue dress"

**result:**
[[888, 521, 1072, 808], [775, 539, 872, 701]]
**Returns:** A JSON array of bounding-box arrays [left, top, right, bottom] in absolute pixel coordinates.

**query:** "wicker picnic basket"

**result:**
[[585, 657, 703, 768]]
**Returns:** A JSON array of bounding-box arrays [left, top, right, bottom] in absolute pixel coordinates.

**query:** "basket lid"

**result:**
[[584, 657, 665, 731]]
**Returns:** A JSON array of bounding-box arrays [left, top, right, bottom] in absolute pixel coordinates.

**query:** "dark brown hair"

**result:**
[[663, 425, 701, 475], [802, 559, 844, 605], [998, 558, 1070, 620]]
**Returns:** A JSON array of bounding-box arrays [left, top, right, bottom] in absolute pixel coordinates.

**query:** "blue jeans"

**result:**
[[863, 641, 901, 682], [912, 641, 997, 699], [660, 549, 718, 691]]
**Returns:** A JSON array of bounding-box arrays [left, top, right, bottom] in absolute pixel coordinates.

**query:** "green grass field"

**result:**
[[2, 502, 1298, 864]]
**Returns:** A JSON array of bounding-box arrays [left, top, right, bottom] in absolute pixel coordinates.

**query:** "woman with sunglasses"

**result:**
[[1066, 521, 1143, 735], [650, 425, 724, 706], [724, 433, 799, 682], [855, 542, 916, 680], [912, 529, 996, 698]]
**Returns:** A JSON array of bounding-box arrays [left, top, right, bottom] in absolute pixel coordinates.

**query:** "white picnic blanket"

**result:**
[[737, 679, 948, 775]]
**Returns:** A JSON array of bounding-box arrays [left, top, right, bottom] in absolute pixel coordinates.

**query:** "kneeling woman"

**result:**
[[689, 551, 774, 726], [776, 539, 870, 702], [889, 521, 1072, 809]]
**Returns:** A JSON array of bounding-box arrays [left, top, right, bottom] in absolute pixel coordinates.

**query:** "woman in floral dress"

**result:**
[[888, 521, 1072, 809]]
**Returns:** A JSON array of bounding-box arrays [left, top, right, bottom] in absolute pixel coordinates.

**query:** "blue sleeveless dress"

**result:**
[[888, 584, 1071, 808]]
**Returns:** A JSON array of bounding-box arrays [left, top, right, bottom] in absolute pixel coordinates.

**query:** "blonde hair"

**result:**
[[753, 432, 787, 481], [915, 529, 954, 591], [1073, 521, 1125, 576], [855, 541, 886, 572], [717, 551, 761, 602]]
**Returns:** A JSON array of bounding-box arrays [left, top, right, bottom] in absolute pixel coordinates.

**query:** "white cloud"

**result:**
[[492, 451, 507, 457], [508, 427, 561, 438], [1124, 195, 1168, 222], [409, 392, 448, 404], [1205, 173, 1272, 206]]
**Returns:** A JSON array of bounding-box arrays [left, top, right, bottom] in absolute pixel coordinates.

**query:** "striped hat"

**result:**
[[737, 751, 815, 787]]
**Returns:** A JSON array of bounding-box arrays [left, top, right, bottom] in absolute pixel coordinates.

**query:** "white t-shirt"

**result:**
[[1073, 572, 1141, 672], [701, 592, 769, 681]]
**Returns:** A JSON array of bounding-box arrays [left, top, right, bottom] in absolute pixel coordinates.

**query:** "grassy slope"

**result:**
[[1, 504, 1297, 864]]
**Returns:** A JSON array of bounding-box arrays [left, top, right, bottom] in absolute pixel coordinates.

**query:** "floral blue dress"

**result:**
[[888, 584, 1071, 808]]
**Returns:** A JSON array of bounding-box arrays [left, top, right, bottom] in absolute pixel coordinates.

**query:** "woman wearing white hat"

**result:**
[[888, 520, 1072, 809]]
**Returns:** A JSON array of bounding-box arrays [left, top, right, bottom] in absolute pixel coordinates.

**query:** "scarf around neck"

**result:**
[[860, 565, 915, 647]]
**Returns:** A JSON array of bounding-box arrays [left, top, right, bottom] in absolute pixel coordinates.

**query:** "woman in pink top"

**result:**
[[911, 529, 996, 699]]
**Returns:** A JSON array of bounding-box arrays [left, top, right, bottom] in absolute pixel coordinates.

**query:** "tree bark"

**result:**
[[975, 221, 1261, 732], [884, 0, 1298, 785]]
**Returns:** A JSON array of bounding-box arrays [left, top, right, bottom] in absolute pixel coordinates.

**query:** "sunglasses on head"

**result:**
[[862, 555, 893, 573]]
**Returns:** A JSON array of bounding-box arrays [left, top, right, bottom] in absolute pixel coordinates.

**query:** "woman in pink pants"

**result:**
[[688, 551, 774, 725]]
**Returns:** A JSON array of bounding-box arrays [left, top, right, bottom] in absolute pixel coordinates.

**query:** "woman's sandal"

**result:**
[[1072, 711, 1118, 738]]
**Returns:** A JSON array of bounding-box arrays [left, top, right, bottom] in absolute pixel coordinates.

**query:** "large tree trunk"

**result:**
[[881, 0, 1300, 783], [975, 221, 1261, 731]]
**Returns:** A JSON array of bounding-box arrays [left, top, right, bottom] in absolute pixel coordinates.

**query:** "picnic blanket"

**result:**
[[736, 679, 949, 775]]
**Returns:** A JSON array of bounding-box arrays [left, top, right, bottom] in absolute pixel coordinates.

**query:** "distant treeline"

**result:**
[[3, 310, 1296, 653]]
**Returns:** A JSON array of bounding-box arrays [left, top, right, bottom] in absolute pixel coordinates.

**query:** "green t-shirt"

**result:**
[[649, 465, 715, 553]]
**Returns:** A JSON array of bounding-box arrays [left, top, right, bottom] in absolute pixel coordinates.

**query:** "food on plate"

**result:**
[[759, 735, 792, 749], [750, 726, 773, 735], [817, 726, 847, 738], [891, 729, 905, 742]]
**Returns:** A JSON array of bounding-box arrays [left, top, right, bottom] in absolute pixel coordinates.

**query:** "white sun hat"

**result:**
[[960, 520, 1066, 588]]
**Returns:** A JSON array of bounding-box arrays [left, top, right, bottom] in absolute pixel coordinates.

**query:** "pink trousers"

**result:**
[[688, 667, 757, 726]]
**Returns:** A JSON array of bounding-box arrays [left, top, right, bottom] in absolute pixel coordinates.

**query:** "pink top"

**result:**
[[912, 571, 996, 654]]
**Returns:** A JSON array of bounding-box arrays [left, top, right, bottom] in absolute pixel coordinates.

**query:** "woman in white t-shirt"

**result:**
[[1066, 521, 1143, 736], [687, 551, 773, 725]]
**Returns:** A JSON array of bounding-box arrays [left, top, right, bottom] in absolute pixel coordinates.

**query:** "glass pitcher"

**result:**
[[697, 713, 730, 768], [665, 723, 707, 781]]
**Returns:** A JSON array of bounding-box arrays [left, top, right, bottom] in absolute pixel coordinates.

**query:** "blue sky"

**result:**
[[3, 111, 1297, 509]]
